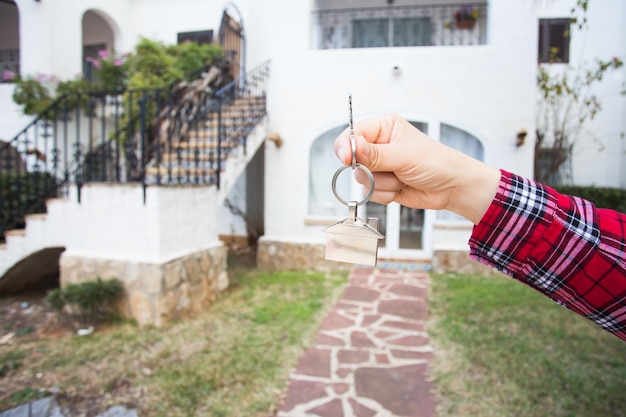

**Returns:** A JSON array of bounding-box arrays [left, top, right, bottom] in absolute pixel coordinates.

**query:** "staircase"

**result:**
[[144, 94, 267, 185], [0, 61, 271, 296]]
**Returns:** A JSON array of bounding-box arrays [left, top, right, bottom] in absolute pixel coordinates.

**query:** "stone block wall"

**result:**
[[431, 250, 499, 275], [257, 239, 351, 272], [60, 245, 229, 326], [258, 241, 501, 277]]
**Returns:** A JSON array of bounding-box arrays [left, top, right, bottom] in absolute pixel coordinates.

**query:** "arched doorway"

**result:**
[[82, 10, 117, 81], [0, 1, 20, 80]]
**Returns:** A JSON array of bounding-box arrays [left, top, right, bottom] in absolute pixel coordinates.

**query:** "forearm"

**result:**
[[469, 170, 626, 341], [446, 153, 500, 225]]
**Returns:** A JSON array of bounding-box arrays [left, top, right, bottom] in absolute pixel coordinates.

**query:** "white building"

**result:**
[[0, 0, 624, 322]]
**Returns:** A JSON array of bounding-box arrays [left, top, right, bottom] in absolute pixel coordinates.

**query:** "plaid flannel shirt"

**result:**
[[469, 170, 626, 341]]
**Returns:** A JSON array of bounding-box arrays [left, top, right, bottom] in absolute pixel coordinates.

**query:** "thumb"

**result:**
[[354, 135, 406, 173], [334, 115, 412, 172], [335, 135, 397, 171]]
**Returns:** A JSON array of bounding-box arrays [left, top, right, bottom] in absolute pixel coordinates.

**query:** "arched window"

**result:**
[[309, 125, 348, 217], [439, 123, 484, 221]]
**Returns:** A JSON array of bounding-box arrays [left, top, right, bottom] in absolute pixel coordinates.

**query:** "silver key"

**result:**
[[323, 94, 384, 266]]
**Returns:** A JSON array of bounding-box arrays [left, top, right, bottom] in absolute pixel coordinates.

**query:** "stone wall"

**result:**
[[431, 250, 499, 275], [258, 240, 501, 277], [257, 239, 350, 272], [60, 245, 229, 326]]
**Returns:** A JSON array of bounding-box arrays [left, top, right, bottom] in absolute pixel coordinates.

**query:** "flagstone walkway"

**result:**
[[276, 266, 436, 417]]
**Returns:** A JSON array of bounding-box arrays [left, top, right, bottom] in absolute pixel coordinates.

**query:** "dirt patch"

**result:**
[[0, 292, 134, 416], [0, 291, 71, 344]]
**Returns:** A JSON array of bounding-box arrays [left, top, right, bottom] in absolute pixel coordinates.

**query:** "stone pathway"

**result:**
[[276, 267, 436, 417]]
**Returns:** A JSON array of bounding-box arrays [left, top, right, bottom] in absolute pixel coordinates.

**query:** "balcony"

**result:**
[[312, 3, 487, 49]]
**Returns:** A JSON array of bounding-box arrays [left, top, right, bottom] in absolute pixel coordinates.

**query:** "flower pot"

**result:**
[[456, 20, 476, 30]]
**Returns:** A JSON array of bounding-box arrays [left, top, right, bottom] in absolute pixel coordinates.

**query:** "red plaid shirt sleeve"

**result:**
[[469, 170, 626, 341]]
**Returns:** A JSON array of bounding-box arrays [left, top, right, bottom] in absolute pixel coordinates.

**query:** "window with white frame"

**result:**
[[309, 125, 349, 217], [352, 17, 432, 48], [438, 123, 484, 221]]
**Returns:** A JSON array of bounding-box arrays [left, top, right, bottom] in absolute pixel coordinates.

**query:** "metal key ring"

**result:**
[[331, 163, 375, 207]]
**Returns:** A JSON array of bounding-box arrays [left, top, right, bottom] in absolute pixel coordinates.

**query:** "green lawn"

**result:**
[[429, 272, 626, 417], [0, 268, 348, 416]]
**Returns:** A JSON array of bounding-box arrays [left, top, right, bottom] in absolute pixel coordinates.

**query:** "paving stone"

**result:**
[[0, 397, 64, 417], [333, 301, 359, 311], [307, 398, 344, 417], [350, 331, 376, 348], [360, 314, 380, 326], [278, 380, 328, 412], [388, 335, 429, 347], [375, 353, 391, 364], [388, 284, 427, 298], [314, 333, 345, 346], [391, 349, 434, 361], [319, 311, 354, 331], [294, 348, 331, 377], [337, 349, 369, 364], [340, 286, 380, 302], [354, 364, 436, 417], [378, 298, 428, 320], [335, 368, 352, 379], [95, 406, 138, 417], [331, 383, 350, 395], [374, 330, 396, 339], [379, 320, 425, 331], [348, 398, 377, 417]]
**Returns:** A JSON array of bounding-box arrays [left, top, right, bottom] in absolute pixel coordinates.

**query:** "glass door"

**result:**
[[364, 120, 430, 259], [366, 201, 429, 258]]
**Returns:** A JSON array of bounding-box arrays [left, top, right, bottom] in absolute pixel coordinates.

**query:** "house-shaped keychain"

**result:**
[[323, 201, 384, 266]]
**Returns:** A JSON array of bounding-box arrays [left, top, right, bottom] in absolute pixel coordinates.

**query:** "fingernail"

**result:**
[[337, 147, 345, 164]]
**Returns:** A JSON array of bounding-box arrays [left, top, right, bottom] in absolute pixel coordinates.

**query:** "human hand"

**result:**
[[333, 114, 500, 225]]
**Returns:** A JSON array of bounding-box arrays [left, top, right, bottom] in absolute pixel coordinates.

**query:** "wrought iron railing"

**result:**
[[144, 60, 270, 189], [0, 60, 270, 239], [312, 3, 488, 49]]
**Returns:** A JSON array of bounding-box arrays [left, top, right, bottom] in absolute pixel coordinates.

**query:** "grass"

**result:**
[[0, 267, 348, 416], [428, 272, 626, 417]]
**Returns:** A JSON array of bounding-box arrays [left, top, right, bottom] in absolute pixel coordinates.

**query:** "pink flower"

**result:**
[[92, 59, 102, 70], [2, 70, 16, 81], [97, 49, 109, 58], [114, 59, 123, 67]]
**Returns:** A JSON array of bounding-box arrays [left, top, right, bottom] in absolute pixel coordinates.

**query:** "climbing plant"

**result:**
[[534, 1, 624, 185]]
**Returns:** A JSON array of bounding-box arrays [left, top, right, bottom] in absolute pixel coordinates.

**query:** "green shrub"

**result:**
[[46, 277, 124, 331], [12, 37, 224, 116], [556, 185, 626, 213]]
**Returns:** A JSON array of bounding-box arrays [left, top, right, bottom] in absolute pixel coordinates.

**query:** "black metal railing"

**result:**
[[313, 2, 488, 49], [0, 60, 270, 239], [146, 60, 270, 189]]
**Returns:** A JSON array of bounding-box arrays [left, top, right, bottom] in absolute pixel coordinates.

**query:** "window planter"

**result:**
[[455, 20, 476, 30]]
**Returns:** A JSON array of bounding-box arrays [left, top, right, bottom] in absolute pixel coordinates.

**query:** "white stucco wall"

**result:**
[[0, 84, 32, 142], [1, 0, 623, 266], [262, 0, 538, 254], [534, 0, 626, 187]]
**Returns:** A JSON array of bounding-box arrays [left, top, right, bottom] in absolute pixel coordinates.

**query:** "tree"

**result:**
[[534, 1, 624, 185]]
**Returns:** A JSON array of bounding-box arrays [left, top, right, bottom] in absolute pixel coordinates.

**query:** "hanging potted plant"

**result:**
[[454, 6, 479, 30]]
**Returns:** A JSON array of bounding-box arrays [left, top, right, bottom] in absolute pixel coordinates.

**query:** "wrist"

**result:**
[[448, 159, 501, 225]]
